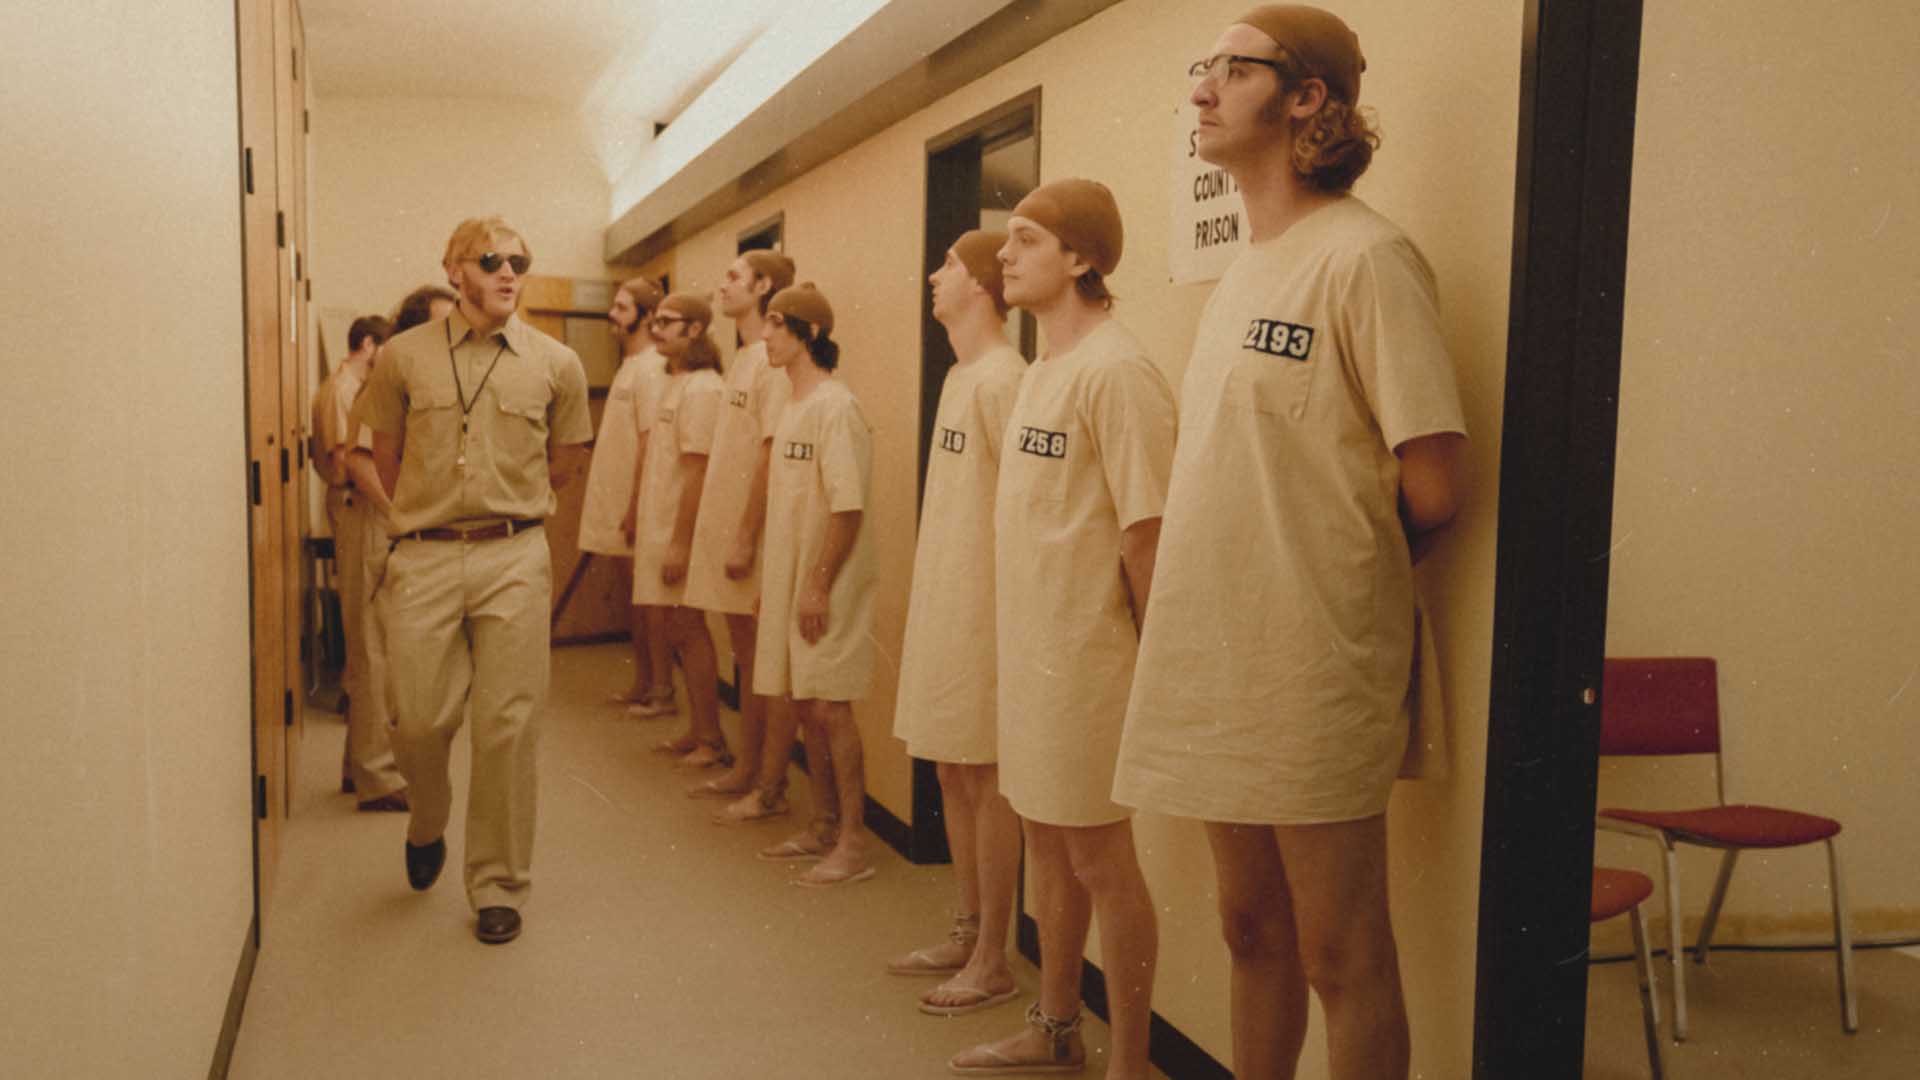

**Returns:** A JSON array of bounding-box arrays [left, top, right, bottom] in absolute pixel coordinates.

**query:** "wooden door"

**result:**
[[236, 0, 288, 924], [273, 0, 306, 808], [520, 275, 632, 644]]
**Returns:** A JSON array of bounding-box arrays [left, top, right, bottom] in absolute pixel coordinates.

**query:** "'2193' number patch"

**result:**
[[1243, 318, 1315, 361], [1016, 426, 1068, 459]]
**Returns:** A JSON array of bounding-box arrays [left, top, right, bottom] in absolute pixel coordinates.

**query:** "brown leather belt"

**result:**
[[402, 518, 543, 542]]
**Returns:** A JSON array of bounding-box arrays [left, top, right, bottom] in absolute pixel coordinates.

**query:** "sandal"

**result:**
[[713, 787, 791, 825], [650, 732, 699, 755], [756, 831, 828, 862], [685, 777, 753, 800], [627, 690, 677, 719], [888, 913, 982, 976], [673, 739, 734, 771], [791, 862, 876, 889], [919, 983, 1021, 1017], [947, 1003, 1085, 1075]]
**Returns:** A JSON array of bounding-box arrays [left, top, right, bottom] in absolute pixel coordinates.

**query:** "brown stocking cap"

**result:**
[[1235, 4, 1365, 102], [1010, 179, 1123, 276]]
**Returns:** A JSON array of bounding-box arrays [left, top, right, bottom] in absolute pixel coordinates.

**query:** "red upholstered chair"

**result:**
[[1596, 656, 1857, 1042], [1591, 867, 1667, 1078]]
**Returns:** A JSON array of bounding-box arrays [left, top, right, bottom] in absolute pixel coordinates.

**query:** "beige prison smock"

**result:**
[[751, 378, 877, 703], [994, 320, 1176, 827], [578, 346, 665, 556], [630, 368, 723, 607], [312, 363, 364, 491], [1114, 196, 1467, 825], [893, 345, 1026, 763], [353, 311, 593, 535], [683, 341, 791, 615]]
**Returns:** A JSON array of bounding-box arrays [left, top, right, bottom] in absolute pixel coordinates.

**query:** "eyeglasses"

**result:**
[[473, 251, 531, 275], [1188, 53, 1289, 85], [650, 314, 687, 331]]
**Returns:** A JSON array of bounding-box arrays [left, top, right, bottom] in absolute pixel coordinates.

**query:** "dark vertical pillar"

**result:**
[[1474, 2, 1644, 1075]]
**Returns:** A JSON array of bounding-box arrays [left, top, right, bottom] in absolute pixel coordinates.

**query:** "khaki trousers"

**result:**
[[379, 526, 550, 911], [326, 486, 405, 800]]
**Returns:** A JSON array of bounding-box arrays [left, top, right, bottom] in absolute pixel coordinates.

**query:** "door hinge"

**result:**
[[255, 775, 268, 820], [243, 147, 255, 195], [283, 689, 294, 728], [291, 48, 299, 82], [276, 211, 285, 248], [305, 278, 312, 302], [294, 251, 303, 282], [303, 108, 310, 135], [280, 447, 290, 484], [249, 460, 263, 506]]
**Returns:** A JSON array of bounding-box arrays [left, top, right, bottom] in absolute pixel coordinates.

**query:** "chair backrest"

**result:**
[[1598, 657, 1723, 757]]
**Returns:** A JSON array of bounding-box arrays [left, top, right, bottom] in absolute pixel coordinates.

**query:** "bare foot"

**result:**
[[921, 961, 1018, 1012]]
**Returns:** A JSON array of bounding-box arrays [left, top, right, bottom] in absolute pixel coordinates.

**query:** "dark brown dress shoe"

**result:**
[[405, 837, 445, 892], [357, 791, 410, 812], [475, 906, 521, 945]]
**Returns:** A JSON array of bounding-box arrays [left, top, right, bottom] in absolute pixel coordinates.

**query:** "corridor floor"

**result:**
[[229, 642, 1158, 1079]]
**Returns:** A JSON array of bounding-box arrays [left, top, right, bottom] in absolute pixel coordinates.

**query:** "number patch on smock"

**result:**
[[1243, 318, 1316, 361], [729, 390, 749, 408], [783, 441, 815, 461], [1016, 426, 1068, 459], [938, 427, 967, 454]]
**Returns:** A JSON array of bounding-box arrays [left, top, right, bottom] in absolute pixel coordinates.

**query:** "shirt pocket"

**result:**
[[403, 384, 462, 474], [490, 369, 551, 464], [1227, 348, 1314, 421]]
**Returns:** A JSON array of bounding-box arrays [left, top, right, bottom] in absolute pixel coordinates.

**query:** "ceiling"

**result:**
[[302, 0, 778, 122]]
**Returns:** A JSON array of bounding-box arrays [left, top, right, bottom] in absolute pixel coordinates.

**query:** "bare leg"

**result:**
[[614, 557, 652, 701], [1274, 815, 1408, 1080], [800, 699, 872, 882], [766, 698, 839, 855], [662, 606, 720, 752], [697, 612, 760, 794], [642, 605, 673, 697], [922, 764, 1021, 1007], [952, 820, 1090, 1071], [1063, 819, 1158, 1080], [1206, 822, 1309, 1079]]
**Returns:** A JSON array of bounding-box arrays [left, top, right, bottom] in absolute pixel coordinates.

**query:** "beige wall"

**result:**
[[0, 5, 257, 1076], [651, 1, 1519, 1071], [311, 95, 614, 338], [1597, 1, 1920, 942]]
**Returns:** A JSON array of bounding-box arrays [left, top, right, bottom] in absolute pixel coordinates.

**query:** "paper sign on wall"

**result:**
[[1169, 104, 1246, 284]]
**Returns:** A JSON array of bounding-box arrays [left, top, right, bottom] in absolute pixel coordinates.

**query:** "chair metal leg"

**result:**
[[1695, 848, 1739, 965], [1658, 838, 1689, 1042], [1630, 904, 1667, 1080], [1827, 838, 1859, 1033]]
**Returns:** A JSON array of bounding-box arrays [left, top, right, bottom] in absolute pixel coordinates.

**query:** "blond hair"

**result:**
[[441, 216, 530, 270]]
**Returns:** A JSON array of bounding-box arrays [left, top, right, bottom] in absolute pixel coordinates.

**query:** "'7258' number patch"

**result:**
[[1243, 318, 1315, 361], [1016, 426, 1068, 459]]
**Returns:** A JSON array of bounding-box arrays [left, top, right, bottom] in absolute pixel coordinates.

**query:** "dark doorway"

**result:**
[[899, 89, 1040, 865]]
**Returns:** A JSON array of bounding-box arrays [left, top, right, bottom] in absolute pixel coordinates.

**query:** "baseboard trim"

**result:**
[[207, 915, 259, 1080], [1016, 913, 1230, 1080], [866, 793, 912, 858]]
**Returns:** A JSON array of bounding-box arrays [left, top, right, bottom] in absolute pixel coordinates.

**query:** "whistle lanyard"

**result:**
[[447, 320, 508, 441]]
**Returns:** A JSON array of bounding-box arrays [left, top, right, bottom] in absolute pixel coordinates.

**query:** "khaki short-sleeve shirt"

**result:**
[[579, 346, 664, 555], [630, 368, 723, 606], [752, 378, 877, 703], [1115, 196, 1467, 825], [685, 342, 792, 614], [995, 319, 1176, 827], [894, 345, 1026, 763], [353, 311, 592, 535]]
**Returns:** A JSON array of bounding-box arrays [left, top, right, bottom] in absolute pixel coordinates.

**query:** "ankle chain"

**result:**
[[949, 912, 982, 947], [1024, 1002, 1083, 1053]]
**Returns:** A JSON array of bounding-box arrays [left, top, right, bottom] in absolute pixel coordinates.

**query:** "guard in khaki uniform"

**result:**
[[684, 251, 796, 809], [578, 276, 668, 709], [749, 283, 880, 888], [950, 181, 1174, 1080], [311, 315, 407, 811], [1115, 10, 1466, 1078], [353, 217, 593, 945], [627, 293, 730, 767], [886, 231, 1026, 1015]]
